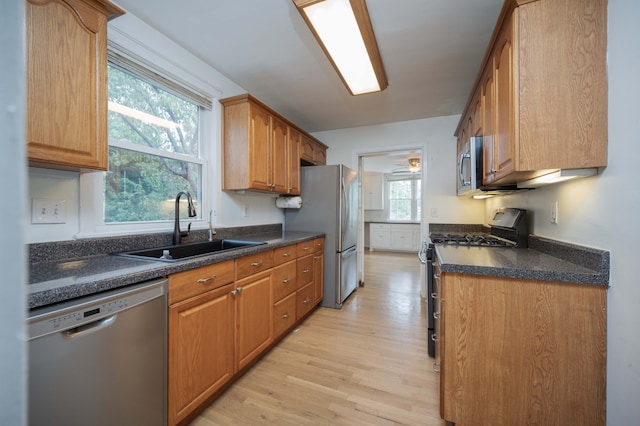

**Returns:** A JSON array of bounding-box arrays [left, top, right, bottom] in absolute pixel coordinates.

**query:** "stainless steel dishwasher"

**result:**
[[28, 278, 167, 426]]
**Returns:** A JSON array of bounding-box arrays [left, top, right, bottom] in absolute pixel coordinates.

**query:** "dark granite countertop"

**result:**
[[28, 229, 322, 309], [434, 235, 609, 286]]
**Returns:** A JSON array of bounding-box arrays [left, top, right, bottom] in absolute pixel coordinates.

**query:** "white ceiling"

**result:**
[[113, 0, 503, 135]]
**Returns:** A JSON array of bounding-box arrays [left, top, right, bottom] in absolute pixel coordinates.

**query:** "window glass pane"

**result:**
[[105, 64, 204, 224], [389, 180, 412, 221], [107, 65, 200, 157], [104, 147, 201, 223]]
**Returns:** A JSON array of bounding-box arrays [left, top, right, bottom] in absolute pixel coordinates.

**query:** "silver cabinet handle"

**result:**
[[303, 269, 310, 273], [433, 312, 440, 319], [302, 246, 310, 251], [196, 274, 217, 283], [433, 362, 440, 373], [431, 333, 439, 342], [434, 273, 441, 279], [232, 286, 243, 296], [431, 292, 437, 299], [282, 252, 291, 257], [283, 312, 290, 319], [250, 261, 263, 267], [282, 278, 291, 283], [302, 298, 311, 304]]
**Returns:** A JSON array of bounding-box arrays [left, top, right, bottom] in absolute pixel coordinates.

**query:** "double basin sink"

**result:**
[[117, 239, 265, 263]]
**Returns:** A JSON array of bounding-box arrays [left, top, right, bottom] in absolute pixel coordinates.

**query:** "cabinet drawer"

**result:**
[[273, 292, 296, 338], [313, 237, 325, 253], [296, 255, 314, 289], [272, 260, 297, 302], [274, 244, 297, 266], [296, 282, 315, 320], [236, 250, 274, 280], [169, 260, 235, 305], [391, 230, 414, 249], [370, 223, 391, 231], [296, 240, 315, 257]]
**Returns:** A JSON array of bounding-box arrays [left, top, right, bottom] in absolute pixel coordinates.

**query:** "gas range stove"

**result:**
[[430, 208, 529, 248], [429, 232, 516, 247]]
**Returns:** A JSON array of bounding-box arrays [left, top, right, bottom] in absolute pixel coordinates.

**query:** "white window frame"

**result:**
[[78, 36, 220, 238], [386, 175, 421, 222]]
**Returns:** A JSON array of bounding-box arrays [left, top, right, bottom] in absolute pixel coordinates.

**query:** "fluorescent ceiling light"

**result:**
[[108, 101, 183, 131], [294, 0, 388, 95], [517, 168, 598, 189]]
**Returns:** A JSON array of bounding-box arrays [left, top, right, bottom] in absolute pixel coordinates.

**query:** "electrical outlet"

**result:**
[[550, 201, 559, 224], [32, 198, 67, 224]]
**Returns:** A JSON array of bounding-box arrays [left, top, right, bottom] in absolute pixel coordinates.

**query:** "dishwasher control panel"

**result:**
[[28, 279, 167, 340]]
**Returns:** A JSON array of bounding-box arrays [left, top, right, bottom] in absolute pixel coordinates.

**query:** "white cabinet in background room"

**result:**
[[369, 223, 420, 252], [363, 172, 384, 210]]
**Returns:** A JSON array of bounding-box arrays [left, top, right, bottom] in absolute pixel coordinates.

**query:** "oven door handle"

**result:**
[[418, 242, 428, 264]]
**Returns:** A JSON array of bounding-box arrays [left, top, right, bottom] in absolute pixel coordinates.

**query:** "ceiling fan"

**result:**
[[392, 157, 421, 175]]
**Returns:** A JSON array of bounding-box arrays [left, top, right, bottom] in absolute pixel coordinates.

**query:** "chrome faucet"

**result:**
[[173, 191, 197, 245]]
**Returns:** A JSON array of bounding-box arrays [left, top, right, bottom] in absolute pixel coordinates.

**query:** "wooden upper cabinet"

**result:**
[[455, 0, 608, 186], [26, 0, 124, 170], [287, 127, 301, 195], [300, 133, 327, 166], [221, 94, 323, 194]]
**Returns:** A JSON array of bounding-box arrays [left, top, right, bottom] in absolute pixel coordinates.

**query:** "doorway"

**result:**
[[355, 146, 427, 298]]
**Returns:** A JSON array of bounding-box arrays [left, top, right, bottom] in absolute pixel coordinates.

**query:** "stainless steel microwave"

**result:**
[[457, 136, 483, 196], [457, 136, 520, 197]]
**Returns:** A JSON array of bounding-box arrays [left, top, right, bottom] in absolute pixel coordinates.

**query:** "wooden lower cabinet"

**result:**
[[168, 241, 323, 424], [439, 272, 607, 425], [234, 270, 273, 371], [168, 283, 235, 426]]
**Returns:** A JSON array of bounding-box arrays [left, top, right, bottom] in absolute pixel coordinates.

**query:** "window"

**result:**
[[105, 63, 206, 223], [388, 177, 421, 221]]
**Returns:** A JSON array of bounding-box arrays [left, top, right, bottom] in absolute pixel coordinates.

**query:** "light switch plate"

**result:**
[[32, 198, 67, 224]]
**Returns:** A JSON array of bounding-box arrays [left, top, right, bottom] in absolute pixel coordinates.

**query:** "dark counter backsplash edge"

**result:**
[[528, 235, 610, 280], [429, 223, 610, 283], [29, 223, 283, 264]]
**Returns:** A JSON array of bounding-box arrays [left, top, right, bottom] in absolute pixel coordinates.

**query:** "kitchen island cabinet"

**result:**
[[26, 0, 124, 170], [436, 268, 607, 425], [455, 0, 608, 187]]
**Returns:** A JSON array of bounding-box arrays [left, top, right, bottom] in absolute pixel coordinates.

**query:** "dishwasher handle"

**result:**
[[63, 314, 117, 339]]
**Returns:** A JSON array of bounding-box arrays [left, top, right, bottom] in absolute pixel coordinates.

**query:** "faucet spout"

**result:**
[[173, 191, 197, 245]]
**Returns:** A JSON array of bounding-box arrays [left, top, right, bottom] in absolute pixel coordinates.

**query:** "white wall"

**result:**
[[313, 115, 485, 226], [26, 11, 284, 243], [487, 0, 640, 423]]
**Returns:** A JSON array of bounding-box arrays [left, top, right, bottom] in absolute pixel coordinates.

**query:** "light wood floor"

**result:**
[[191, 251, 444, 425]]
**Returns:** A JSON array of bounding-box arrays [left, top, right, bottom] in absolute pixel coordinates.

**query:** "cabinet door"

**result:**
[[270, 116, 289, 193], [248, 104, 272, 191], [235, 270, 273, 371], [363, 172, 384, 210], [369, 223, 391, 249], [26, 0, 121, 170], [481, 64, 496, 185], [391, 229, 414, 250], [168, 283, 234, 425], [313, 252, 324, 305], [287, 127, 301, 195], [494, 12, 516, 181]]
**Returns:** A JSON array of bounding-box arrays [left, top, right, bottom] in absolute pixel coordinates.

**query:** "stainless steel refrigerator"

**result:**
[[285, 165, 358, 309]]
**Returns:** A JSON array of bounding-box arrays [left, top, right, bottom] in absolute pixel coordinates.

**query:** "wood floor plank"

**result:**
[[191, 251, 444, 425]]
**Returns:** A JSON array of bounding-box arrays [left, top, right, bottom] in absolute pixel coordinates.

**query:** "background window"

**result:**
[[388, 177, 421, 221], [106, 64, 205, 223]]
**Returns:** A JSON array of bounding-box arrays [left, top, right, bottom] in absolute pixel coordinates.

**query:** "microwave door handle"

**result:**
[[460, 152, 472, 186]]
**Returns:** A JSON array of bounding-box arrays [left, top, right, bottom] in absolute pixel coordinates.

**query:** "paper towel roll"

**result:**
[[275, 196, 302, 209]]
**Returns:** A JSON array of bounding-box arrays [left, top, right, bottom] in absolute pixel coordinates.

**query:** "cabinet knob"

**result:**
[[431, 292, 437, 299], [433, 312, 440, 319], [433, 362, 440, 373], [431, 333, 439, 342]]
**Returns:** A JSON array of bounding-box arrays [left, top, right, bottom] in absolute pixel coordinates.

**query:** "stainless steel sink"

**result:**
[[116, 239, 265, 262]]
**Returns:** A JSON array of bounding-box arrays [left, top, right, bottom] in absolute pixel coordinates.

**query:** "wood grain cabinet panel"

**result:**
[[296, 282, 315, 320], [273, 292, 296, 339], [221, 94, 326, 194], [296, 255, 314, 290], [272, 260, 297, 303], [26, 0, 123, 170], [234, 270, 273, 371], [169, 260, 235, 305], [439, 272, 607, 425], [168, 283, 234, 426], [455, 0, 608, 186]]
